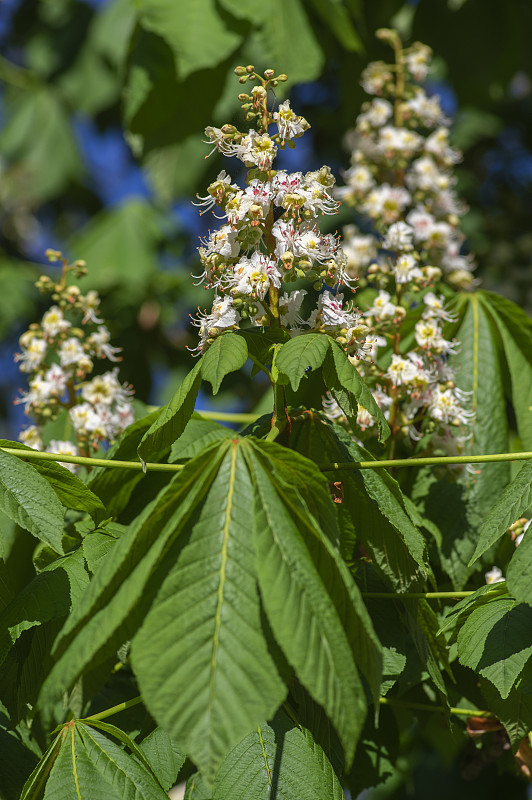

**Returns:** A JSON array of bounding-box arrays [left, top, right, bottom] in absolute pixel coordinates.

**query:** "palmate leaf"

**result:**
[[138, 361, 202, 463], [201, 332, 248, 394], [437, 582, 507, 638], [184, 772, 212, 799], [22, 721, 169, 800], [322, 341, 390, 443], [37, 444, 226, 726], [244, 444, 366, 767], [0, 440, 104, 518], [469, 460, 532, 566], [170, 414, 234, 462], [250, 439, 383, 707], [0, 448, 64, 554], [457, 598, 532, 698], [131, 441, 286, 783], [212, 708, 344, 800], [275, 333, 330, 391]]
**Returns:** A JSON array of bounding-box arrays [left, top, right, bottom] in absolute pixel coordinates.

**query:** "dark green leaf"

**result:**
[[0, 440, 104, 517], [170, 414, 233, 462], [138, 362, 203, 463], [201, 333, 248, 395], [469, 460, 532, 566], [507, 529, 532, 607], [0, 448, 64, 553], [480, 672, 532, 750], [457, 599, 532, 698]]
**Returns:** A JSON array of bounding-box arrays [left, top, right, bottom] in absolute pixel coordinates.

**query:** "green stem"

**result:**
[[4, 446, 532, 473], [247, 352, 273, 382], [318, 450, 532, 471], [197, 410, 260, 423], [0, 447, 184, 472], [379, 696, 495, 718], [362, 591, 474, 599], [83, 696, 143, 723]]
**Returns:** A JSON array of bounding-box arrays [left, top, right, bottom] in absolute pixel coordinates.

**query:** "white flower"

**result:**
[[59, 337, 86, 367], [70, 402, 102, 432], [228, 252, 281, 299], [80, 290, 103, 324], [404, 44, 432, 81], [382, 222, 414, 252], [15, 336, 47, 373], [485, 566, 504, 585], [88, 327, 122, 361], [405, 89, 447, 127], [393, 254, 423, 285], [279, 290, 307, 329], [365, 290, 397, 320], [378, 126, 423, 154], [20, 425, 43, 450], [309, 291, 360, 329], [238, 130, 277, 171], [200, 225, 240, 259], [18, 375, 53, 409], [359, 98, 393, 127], [45, 364, 68, 395], [273, 100, 310, 140], [422, 292, 456, 322], [363, 184, 411, 222], [343, 227, 378, 271], [339, 164, 375, 197], [427, 385, 473, 425], [42, 306, 71, 338], [81, 370, 130, 406]]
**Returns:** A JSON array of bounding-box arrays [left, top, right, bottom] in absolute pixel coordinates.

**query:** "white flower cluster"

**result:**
[[15, 254, 134, 468], [323, 32, 474, 448], [192, 67, 367, 358], [338, 38, 475, 291]]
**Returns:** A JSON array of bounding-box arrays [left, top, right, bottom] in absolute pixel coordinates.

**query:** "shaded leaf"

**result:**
[[507, 529, 532, 607], [457, 599, 532, 698], [275, 333, 330, 391], [469, 460, 532, 566]]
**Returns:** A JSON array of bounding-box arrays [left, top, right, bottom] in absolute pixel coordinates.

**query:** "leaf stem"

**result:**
[[318, 450, 532, 471], [0, 447, 184, 472], [362, 591, 474, 599], [82, 696, 143, 723], [379, 696, 495, 718], [247, 352, 273, 381]]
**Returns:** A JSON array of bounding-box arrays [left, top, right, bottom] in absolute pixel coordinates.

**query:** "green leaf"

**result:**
[[245, 446, 366, 767], [451, 293, 510, 525], [437, 583, 508, 638], [479, 291, 532, 449], [138, 361, 203, 463], [480, 672, 532, 750], [323, 341, 390, 443], [0, 440, 104, 518], [469, 460, 532, 566], [81, 523, 124, 575], [201, 333, 248, 395], [37, 444, 225, 726], [0, 448, 64, 554], [275, 333, 330, 391], [184, 772, 212, 799], [251, 438, 383, 706], [40, 722, 169, 799], [257, 0, 325, 85], [457, 598, 532, 698], [307, 0, 363, 51], [20, 732, 63, 800], [138, 727, 186, 792], [137, 0, 242, 80], [346, 704, 399, 797], [132, 441, 286, 782], [507, 529, 532, 606], [170, 414, 234, 462], [0, 547, 88, 667], [212, 708, 344, 800]]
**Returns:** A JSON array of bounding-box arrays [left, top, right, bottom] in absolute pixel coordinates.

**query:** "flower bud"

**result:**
[[264, 69, 275, 79]]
